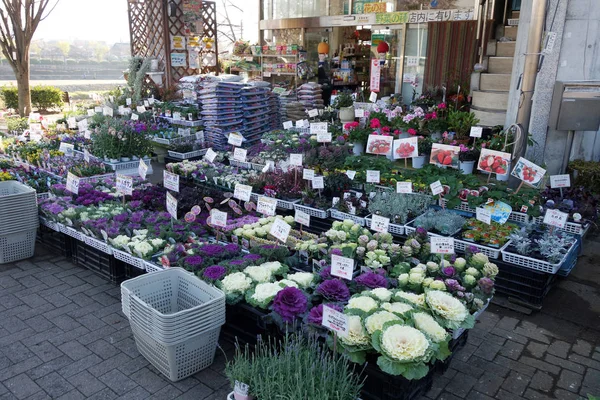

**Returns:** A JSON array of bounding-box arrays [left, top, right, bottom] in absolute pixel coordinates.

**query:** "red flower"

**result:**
[[370, 118, 381, 129], [344, 121, 359, 130], [437, 103, 447, 109], [382, 126, 391, 134], [408, 128, 417, 136]]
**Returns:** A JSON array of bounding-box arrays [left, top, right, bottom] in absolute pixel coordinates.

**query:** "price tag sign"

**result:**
[[136, 105, 146, 113], [58, 142, 75, 157], [308, 109, 319, 118], [270, 218, 291, 243], [205, 148, 217, 162], [262, 160, 274, 173], [290, 154, 303, 166], [263, 71, 271, 77], [331, 254, 354, 280], [233, 147, 247, 162], [87, 109, 94, 116], [83, 149, 91, 162], [430, 180, 443, 196], [543, 209, 568, 229], [321, 305, 349, 337], [67, 117, 76, 129], [396, 182, 412, 193], [210, 209, 228, 227], [138, 158, 148, 180], [77, 119, 88, 131], [310, 121, 328, 134], [312, 176, 324, 189], [371, 214, 390, 233], [234, 184, 252, 202], [228, 132, 244, 146], [476, 207, 492, 225], [103, 107, 113, 117], [283, 121, 293, 130], [66, 172, 80, 194], [366, 170, 380, 183], [257, 197, 277, 216], [163, 170, 180, 192], [355, 109, 365, 118], [303, 169, 315, 180], [295, 209, 310, 227], [116, 174, 133, 196], [431, 237, 455, 254], [296, 119, 309, 128], [131, 113, 139, 121], [166, 192, 178, 219], [369, 92, 378, 103], [346, 170, 356, 180], [550, 174, 571, 189], [126, 98, 132, 105], [470, 126, 483, 138], [94, 106, 103, 113], [173, 112, 182, 120]]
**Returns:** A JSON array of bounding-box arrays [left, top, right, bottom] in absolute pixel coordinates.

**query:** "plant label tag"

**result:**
[[263, 71, 271, 77], [397, 182, 412, 193], [312, 176, 324, 189], [173, 112, 182, 120], [550, 174, 570, 189], [205, 148, 217, 162], [520, 205, 528, 213], [94, 106, 103, 113], [283, 121, 293, 130], [355, 109, 365, 118], [228, 132, 244, 146], [331, 254, 354, 280], [366, 170, 380, 183], [234, 184, 252, 202], [137, 105, 146, 113], [332, 197, 340, 207], [290, 153, 303, 166], [138, 159, 148, 180], [270, 218, 291, 243], [210, 209, 227, 227], [369, 92, 378, 103], [344, 192, 352, 199], [163, 170, 180, 192], [126, 98, 132, 105], [103, 107, 113, 117], [543, 209, 568, 229], [116, 174, 133, 196], [66, 172, 80, 194], [83, 149, 91, 162], [308, 109, 319, 118], [371, 214, 390, 233], [321, 305, 349, 337], [234, 381, 250, 397], [131, 113, 139, 121], [257, 197, 277, 216], [431, 237, 455, 254], [118, 105, 125, 115], [303, 169, 315, 180], [476, 207, 492, 225], [233, 147, 247, 162], [295, 209, 310, 227], [310, 121, 328, 134], [430, 180, 443, 196], [67, 117, 77, 129], [166, 192, 178, 220], [262, 161, 274, 173], [196, 131, 205, 142], [77, 119, 88, 131], [346, 170, 356, 180], [144, 100, 150, 107], [59, 142, 75, 157], [469, 126, 483, 138], [87, 109, 94, 116]]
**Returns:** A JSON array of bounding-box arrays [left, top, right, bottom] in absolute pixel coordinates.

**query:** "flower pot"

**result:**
[[412, 155, 426, 169], [398, 132, 410, 139], [459, 160, 475, 175], [228, 392, 254, 400], [352, 142, 365, 156], [339, 106, 355, 123], [132, 156, 139, 160], [496, 161, 511, 181], [430, 132, 442, 141], [150, 58, 159, 72], [121, 157, 131, 162], [109, 158, 119, 164]]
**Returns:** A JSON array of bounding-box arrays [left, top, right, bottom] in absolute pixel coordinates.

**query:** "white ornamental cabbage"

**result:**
[[220, 272, 253, 295], [395, 291, 425, 307], [243, 266, 273, 283], [381, 302, 413, 316], [369, 288, 393, 302], [412, 312, 448, 343], [347, 296, 378, 313], [286, 272, 315, 288], [425, 290, 470, 328], [340, 315, 370, 346], [251, 282, 283, 304], [380, 325, 430, 362], [364, 310, 401, 335]]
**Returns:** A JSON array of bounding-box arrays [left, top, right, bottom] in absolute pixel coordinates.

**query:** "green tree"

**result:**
[[56, 41, 70, 62]]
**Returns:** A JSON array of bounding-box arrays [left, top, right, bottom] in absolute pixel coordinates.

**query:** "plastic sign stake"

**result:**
[[294, 209, 310, 227], [166, 192, 178, 220], [469, 126, 483, 138], [543, 209, 568, 229], [66, 172, 80, 195], [321, 305, 349, 337], [331, 255, 354, 280], [430, 237, 455, 254], [430, 180, 443, 196], [270, 218, 291, 243], [257, 197, 277, 216], [312, 176, 324, 189], [163, 170, 180, 192], [116, 174, 133, 196], [233, 184, 252, 202], [210, 209, 228, 227], [397, 182, 412, 193], [366, 170, 380, 183], [476, 207, 492, 225], [371, 214, 390, 233], [233, 148, 247, 162], [138, 159, 148, 180]]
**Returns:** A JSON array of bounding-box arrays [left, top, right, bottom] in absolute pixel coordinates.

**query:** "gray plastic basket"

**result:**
[[0, 228, 36, 264]]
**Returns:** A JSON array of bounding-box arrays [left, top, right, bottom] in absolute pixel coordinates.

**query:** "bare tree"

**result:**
[[0, 0, 60, 116]]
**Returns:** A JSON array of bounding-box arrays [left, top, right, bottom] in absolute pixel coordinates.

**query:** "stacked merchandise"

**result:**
[[282, 101, 307, 122], [297, 82, 324, 110], [199, 82, 245, 151], [240, 86, 271, 146], [267, 91, 282, 130]]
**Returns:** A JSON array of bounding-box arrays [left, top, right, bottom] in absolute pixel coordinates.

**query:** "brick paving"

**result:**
[[1, 246, 599, 399]]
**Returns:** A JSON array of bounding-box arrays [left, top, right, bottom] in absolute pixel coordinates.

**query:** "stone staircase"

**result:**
[[471, 11, 519, 127]]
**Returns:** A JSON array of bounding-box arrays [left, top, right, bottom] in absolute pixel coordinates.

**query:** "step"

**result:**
[[488, 56, 514, 74], [471, 106, 507, 127], [504, 25, 518, 39], [511, 10, 520, 18], [480, 73, 511, 91], [496, 41, 516, 57], [486, 40, 497, 56], [472, 90, 509, 110]]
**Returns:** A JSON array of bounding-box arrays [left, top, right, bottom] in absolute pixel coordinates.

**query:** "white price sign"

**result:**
[[294, 209, 310, 227], [371, 214, 390, 233], [262, 160, 274, 173], [543, 209, 568, 229], [354, 109, 365, 118], [396, 182, 413, 193], [430, 237, 455, 254], [58, 142, 75, 157], [138, 158, 148, 180], [173, 112, 182, 120], [83, 149, 91, 162], [476, 207, 492, 225], [103, 107, 113, 117], [321, 305, 349, 337], [233, 184, 252, 202], [369, 92, 378, 103], [163, 170, 180, 192], [270, 218, 291, 243], [296, 119, 309, 128], [366, 170, 380, 183], [303, 169, 315, 180], [289, 154, 303, 166], [233, 147, 247, 162], [312, 176, 324, 189], [430, 180, 444, 196], [126, 98, 132, 105], [346, 170, 356, 180], [136, 105, 146, 113], [205, 148, 217, 162], [77, 119, 88, 131], [210, 209, 228, 227], [308, 109, 319, 118], [257, 197, 277, 216], [131, 113, 139, 121], [166, 192, 178, 219], [550, 174, 571, 189], [116, 174, 133, 196], [66, 172, 80, 194], [283, 121, 293, 130], [310, 121, 328, 134], [228, 132, 244, 146], [470, 126, 483, 138], [331, 254, 354, 280]]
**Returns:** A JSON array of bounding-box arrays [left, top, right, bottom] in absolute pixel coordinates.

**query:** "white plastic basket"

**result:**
[[144, 260, 165, 273], [500, 239, 576, 274], [454, 239, 509, 260], [230, 159, 266, 171], [531, 216, 587, 236], [39, 217, 60, 232], [329, 208, 366, 226], [83, 235, 113, 255], [364, 214, 405, 236], [58, 224, 83, 241], [0, 229, 36, 264], [103, 159, 152, 172], [250, 193, 300, 210], [294, 204, 329, 219], [167, 149, 208, 160], [508, 211, 530, 224], [439, 199, 476, 214], [113, 248, 145, 270], [0, 180, 37, 199]]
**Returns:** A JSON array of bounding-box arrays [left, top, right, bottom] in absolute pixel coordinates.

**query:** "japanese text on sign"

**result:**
[[295, 209, 310, 227], [228, 132, 244, 146], [257, 197, 277, 216], [138, 159, 148, 180], [163, 170, 180, 192], [543, 209, 568, 229], [270, 218, 291, 243], [470, 126, 483, 138], [303, 169, 315, 180], [550, 174, 571, 189], [321, 305, 349, 337], [430, 180, 443, 196], [233, 147, 247, 162], [310, 121, 328, 134], [308, 109, 319, 118], [166, 192, 178, 219], [312, 176, 324, 189], [331, 254, 354, 280], [283, 121, 293, 130], [210, 209, 228, 227], [233, 184, 252, 202], [366, 170, 380, 183], [397, 182, 412, 193], [116, 174, 133, 196], [430, 237, 455, 254], [66, 172, 80, 194], [371, 214, 390, 233], [205, 148, 217, 162], [476, 207, 492, 225], [289, 154, 303, 166]]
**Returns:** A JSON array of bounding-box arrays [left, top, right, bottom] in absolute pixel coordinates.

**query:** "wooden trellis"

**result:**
[[127, 0, 218, 89]]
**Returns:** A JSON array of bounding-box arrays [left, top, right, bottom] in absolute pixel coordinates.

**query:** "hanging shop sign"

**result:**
[[370, 59, 381, 92], [171, 53, 187, 67], [363, 2, 387, 14], [371, 34, 385, 48], [182, 0, 203, 35], [171, 35, 186, 50], [374, 9, 475, 25]]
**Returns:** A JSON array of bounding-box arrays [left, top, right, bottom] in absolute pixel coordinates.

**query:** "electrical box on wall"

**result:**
[[549, 81, 600, 131]]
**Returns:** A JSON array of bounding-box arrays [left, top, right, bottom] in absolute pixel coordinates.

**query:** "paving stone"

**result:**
[[97, 370, 137, 396], [544, 354, 585, 374], [448, 360, 484, 379], [425, 375, 450, 399], [193, 367, 228, 390], [547, 340, 571, 359], [552, 388, 582, 400], [494, 355, 536, 377], [43, 304, 80, 320], [35, 372, 74, 398], [514, 327, 551, 344], [496, 388, 525, 400], [499, 340, 525, 360], [593, 352, 600, 362], [86, 387, 118, 400], [57, 354, 103, 378], [55, 389, 86, 400], [49, 315, 82, 332], [130, 367, 168, 393], [171, 376, 202, 393], [582, 368, 600, 391], [556, 369, 583, 393], [468, 355, 510, 378], [4, 373, 42, 399], [444, 372, 477, 398], [2, 316, 30, 334], [21, 327, 66, 347], [176, 382, 214, 400], [465, 391, 495, 400], [436, 393, 463, 400], [519, 355, 561, 375], [569, 353, 600, 371], [67, 371, 107, 397], [87, 353, 132, 378], [16, 303, 55, 321], [28, 341, 63, 363], [26, 355, 73, 380], [2, 341, 35, 363], [76, 325, 117, 346], [472, 372, 503, 397], [48, 327, 90, 348], [110, 338, 139, 359], [473, 342, 502, 361], [454, 343, 477, 362], [119, 386, 151, 400], [572, 339, 593, 357], [23, 391, 51, 399], [58, 340, 93, 361], [530, 371, 555, 393], [19, 294, 47, 309], [0, 356, 43, 381], [496, 316, 519, 331], [526, 341, 549, 358], [523, 388, 554, 400], [147, 385, 183, 400], [501, 370, 529, 396], [87, 339, 120, 360]]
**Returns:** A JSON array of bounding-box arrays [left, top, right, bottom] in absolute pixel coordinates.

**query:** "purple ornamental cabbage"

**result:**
[[478, 277, 494, 295], [272, 287, 308, 323], [203, 265, 227, 281], [307, 303, 343, 325], [316, 279, 351, 302], [355, 271, 388, 289]]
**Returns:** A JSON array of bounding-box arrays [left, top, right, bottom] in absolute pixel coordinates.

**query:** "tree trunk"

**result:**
[[16, 60, 31, 117]]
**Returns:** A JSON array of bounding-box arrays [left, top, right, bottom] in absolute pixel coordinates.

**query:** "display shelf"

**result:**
[[501, 239, 577, 274], [159, 116, 204, 127], [364, 214, 405, 236]]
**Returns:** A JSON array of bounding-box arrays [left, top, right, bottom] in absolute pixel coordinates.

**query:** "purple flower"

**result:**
[[203, 265, 227, 281], [272, 287, 307, 323], [416, 227, 427, 235], [319, 266, 332, 280], [330, 248, 343, 256], [316, 279, 350, 302], [130, 211, 145, 223], [199, 244, 225, 257], [442, 266, 456, 277], [444, 279, 465, 292], [307, 303, 343, 325], [228, 259, 245, 266], [355, 272, 388, 289], [114, 213, 129, 223], [184, 255, 204, 269], [224, 243, 240, 254], [467, 245, 478, 254], [243, 254, 262, 262], [478, 277, 494, 295]]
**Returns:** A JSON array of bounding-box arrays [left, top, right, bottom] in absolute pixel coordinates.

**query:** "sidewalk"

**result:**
[[0, 245, 598, 400]]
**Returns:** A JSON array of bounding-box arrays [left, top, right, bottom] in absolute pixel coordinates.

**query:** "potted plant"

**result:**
[[447, 110, 480, 143], [333, 91, 355, 123], [413, 136, 432, 169], [344, 122, 369, 155], [458, 143, 479, 175]]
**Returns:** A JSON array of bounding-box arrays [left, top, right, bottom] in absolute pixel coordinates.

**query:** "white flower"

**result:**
[[396, 291, 425, 306], [133, 241, 154, 257], [150, 238, 165, 248], [381, 325, 430, 362], [409, 273, 424, 285], [364, 311, 401, 335], [277, 279, 298, 288], [381, 302, 413, 315], [340, 315, 370, 346], [370, 288, 393, 302], [347, 296, 378, 312], [426, 262, 439, 273], [252, 282, 283, 303], [426, 290, 469, 322], [221, 272, 252, 294], [110, 235, 130, 248], [261, 261, 283, 274], [287, 272, 314, 288], [243, 266, 272, 283], [413, 312, 448, 343], [471, 253, 489, 266]]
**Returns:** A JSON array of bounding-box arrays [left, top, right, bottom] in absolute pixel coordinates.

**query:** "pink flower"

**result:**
[[370, 118, 381, 129], [459, 144, 469, 152], [382, 126, 391, 134], [481, 143, 486, 148], [344, 122, 359, 130], [408, 128, 417, 136], [438, 103, 447, 109], [442, 131, 448, 139], [393, 129, 400, 135]]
